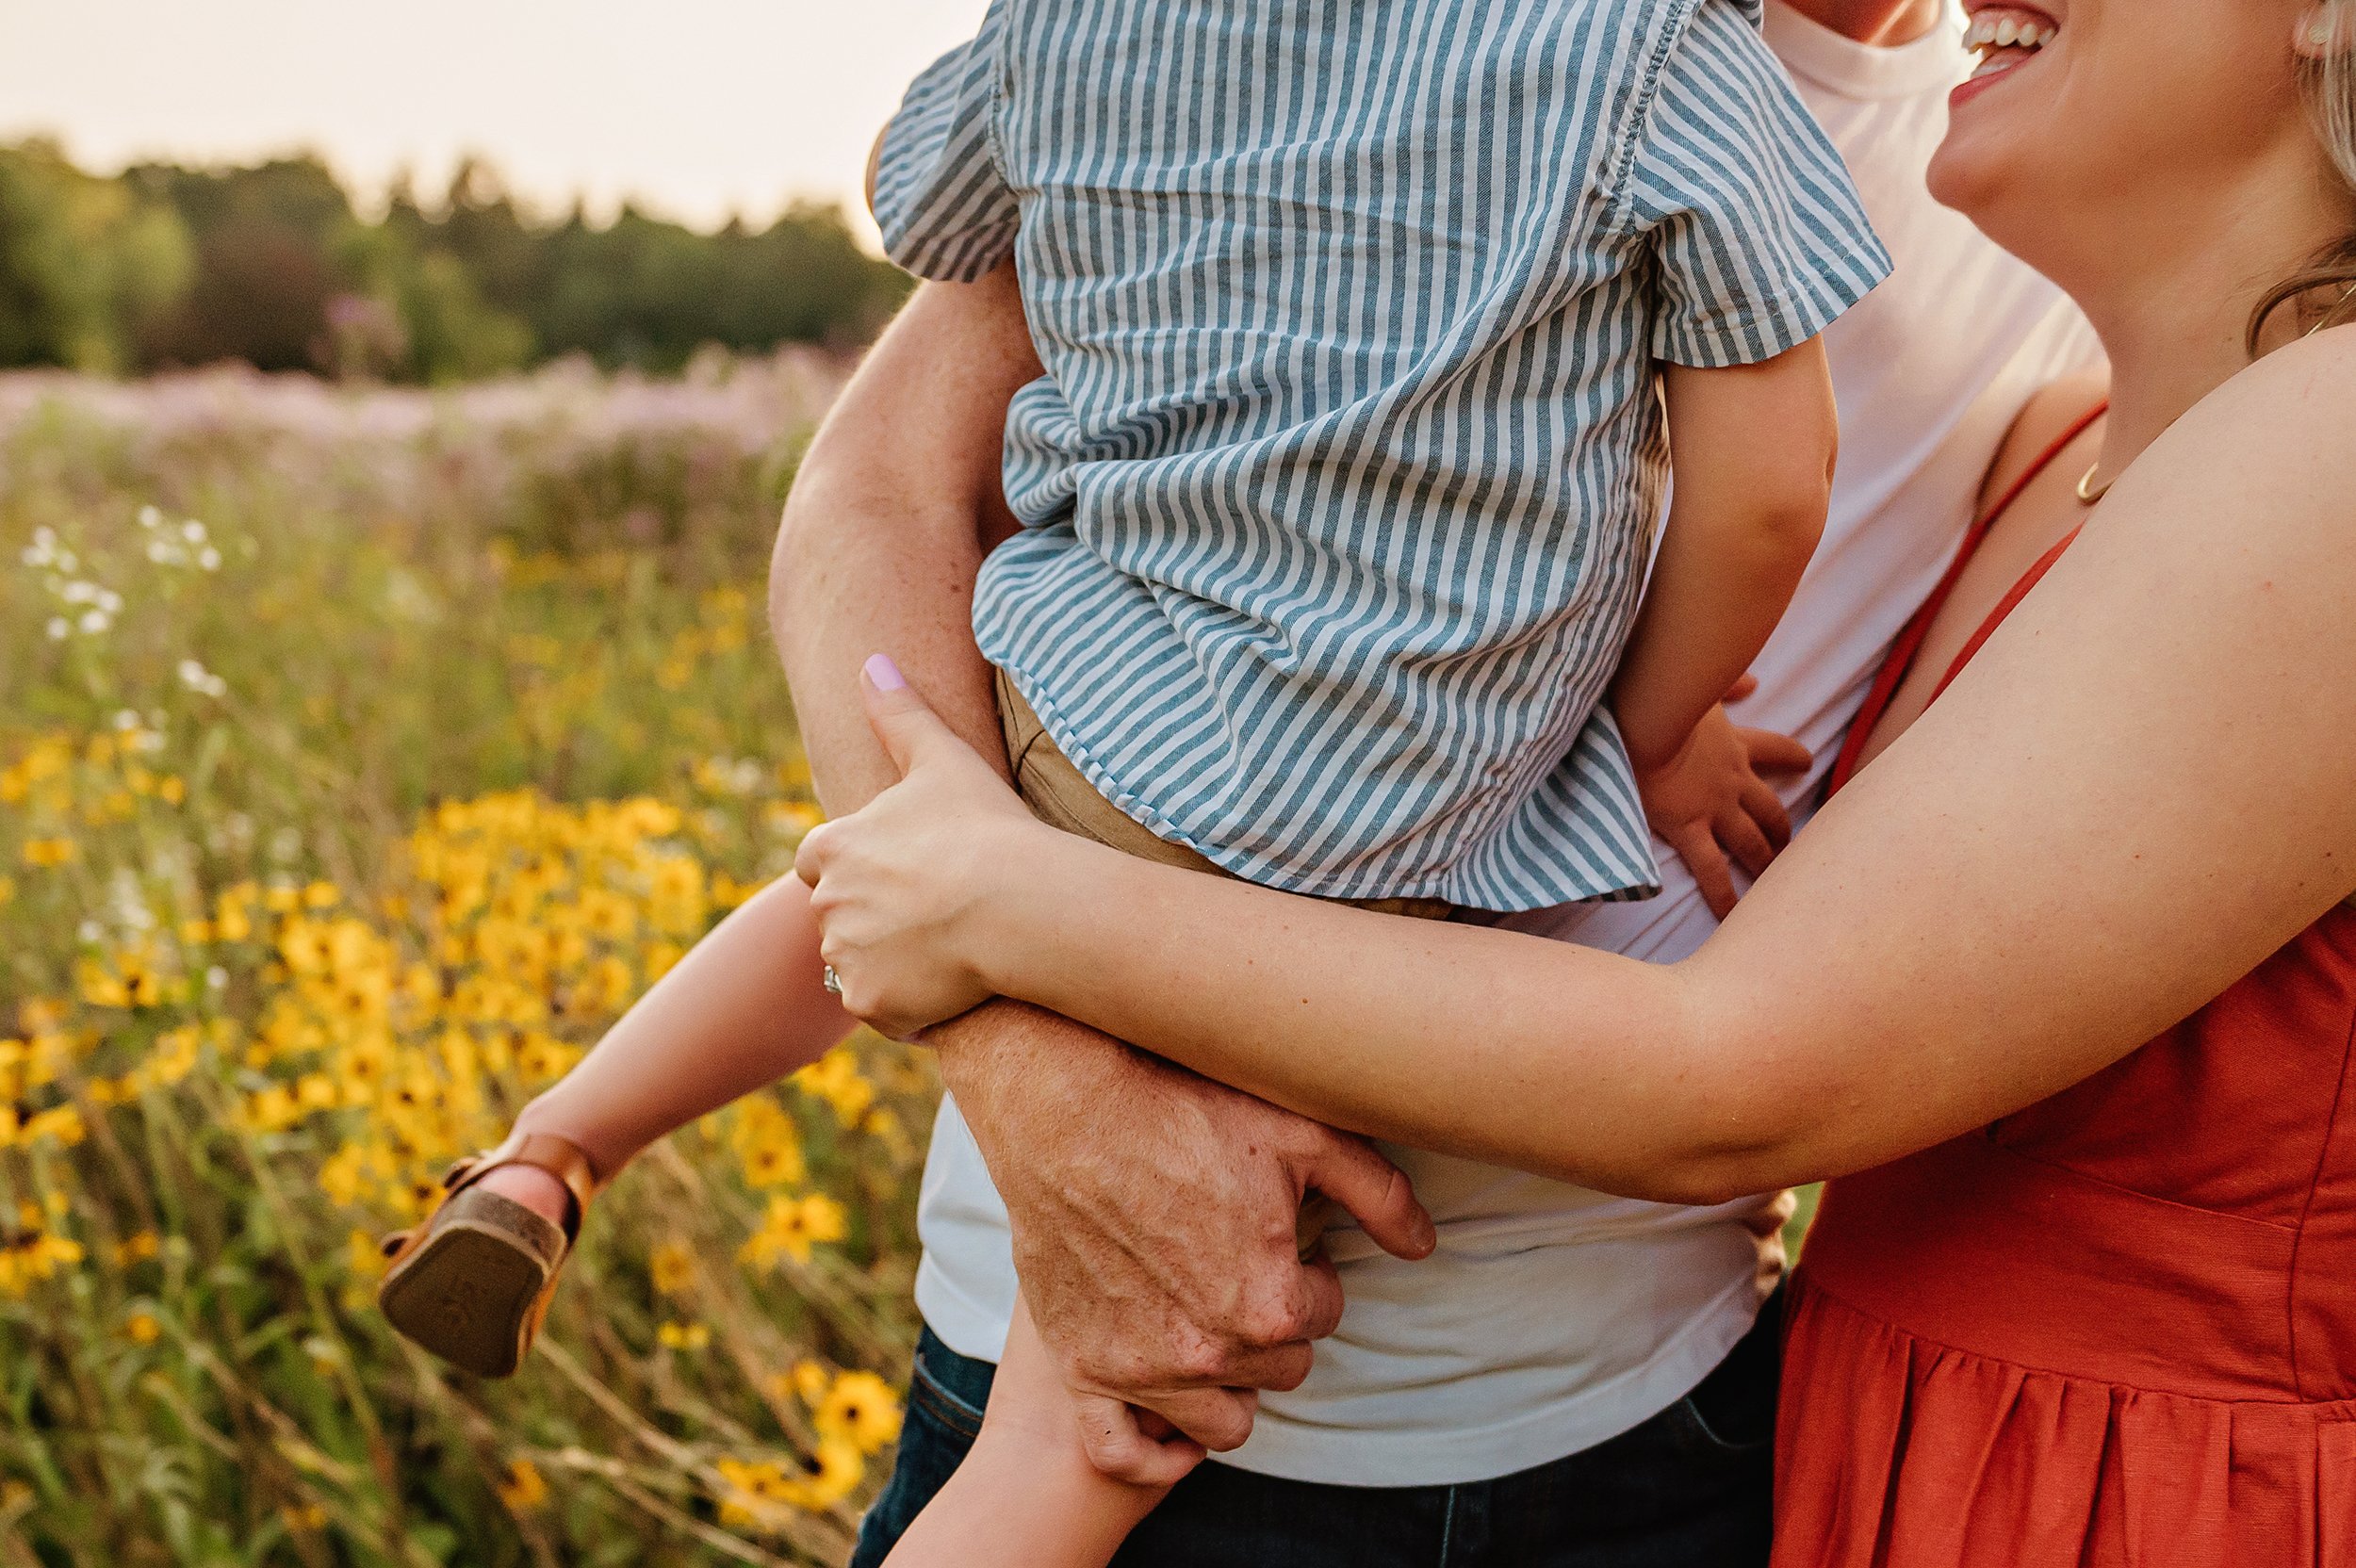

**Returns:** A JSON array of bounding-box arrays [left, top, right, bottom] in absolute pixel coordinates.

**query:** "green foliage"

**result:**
[[0, 145, 910, 384], [0, 140, 195, 375]]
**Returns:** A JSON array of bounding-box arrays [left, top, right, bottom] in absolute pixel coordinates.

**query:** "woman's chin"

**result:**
[[1924, 139, 1997, 224], [1924, 113, 2037, 234]]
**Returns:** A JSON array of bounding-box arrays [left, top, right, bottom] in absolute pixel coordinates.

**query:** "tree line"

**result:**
[[0, 140, 912, 383]]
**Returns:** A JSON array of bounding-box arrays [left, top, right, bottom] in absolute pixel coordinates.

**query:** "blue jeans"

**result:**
[[848, 1290, 1780, 1568]]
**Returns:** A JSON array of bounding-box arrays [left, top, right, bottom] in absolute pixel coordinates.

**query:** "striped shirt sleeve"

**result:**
[[872, 5, 1020, 282], [1621, 0, 1892, 368]]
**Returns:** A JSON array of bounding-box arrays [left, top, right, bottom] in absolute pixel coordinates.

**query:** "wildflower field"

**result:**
[[0, 351, 934, 1566]]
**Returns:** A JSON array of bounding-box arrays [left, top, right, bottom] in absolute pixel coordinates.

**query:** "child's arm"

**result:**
[[1610, 337, 1836, 774], [884, 1299, 1190, 1568], [511, 874, 859, 1174], [1608, 338, 1836, 916]]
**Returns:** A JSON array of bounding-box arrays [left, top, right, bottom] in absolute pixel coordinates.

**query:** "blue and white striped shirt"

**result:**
[[876, 0, 1889, 909]]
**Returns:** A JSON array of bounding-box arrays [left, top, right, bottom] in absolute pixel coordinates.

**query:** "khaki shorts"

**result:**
[[994, 667, 1456, 922]]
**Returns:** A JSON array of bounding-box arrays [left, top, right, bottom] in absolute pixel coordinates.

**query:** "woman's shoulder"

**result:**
[[2172, 324, 2356, 506], [1973, 370, 2112, 518]]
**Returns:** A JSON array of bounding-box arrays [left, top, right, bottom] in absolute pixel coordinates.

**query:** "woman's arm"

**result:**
[[803, 329, 2356, 1205]]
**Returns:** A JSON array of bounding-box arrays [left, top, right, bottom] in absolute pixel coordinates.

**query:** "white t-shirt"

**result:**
[[909, 1, 2102, 1487]]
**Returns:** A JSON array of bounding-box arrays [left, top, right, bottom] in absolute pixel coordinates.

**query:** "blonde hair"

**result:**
[[2249, 0, 2356, 351]]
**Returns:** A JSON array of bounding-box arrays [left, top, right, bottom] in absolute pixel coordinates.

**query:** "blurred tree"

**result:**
[[0, 139, 194, 372], [130, 155, 358, 371], [0, 142, 910, 381]]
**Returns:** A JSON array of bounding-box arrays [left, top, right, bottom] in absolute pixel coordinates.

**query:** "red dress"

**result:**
[[1775, 408, 2356, 1567]]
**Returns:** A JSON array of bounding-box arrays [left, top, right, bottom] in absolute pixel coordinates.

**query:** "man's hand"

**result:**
[[932, 1000, 1436, 1481], [1633, 680, 1812, 919]]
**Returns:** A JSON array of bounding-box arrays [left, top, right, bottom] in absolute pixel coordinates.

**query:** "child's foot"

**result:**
[[474, 1162, 574, 1228], [377, 1132, 605, 1378]]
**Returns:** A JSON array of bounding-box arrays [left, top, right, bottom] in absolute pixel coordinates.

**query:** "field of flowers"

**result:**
[[0, 351, 936, 1566]]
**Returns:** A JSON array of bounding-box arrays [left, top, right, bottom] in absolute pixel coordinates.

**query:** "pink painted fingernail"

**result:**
[[864, 654, 907, 691]]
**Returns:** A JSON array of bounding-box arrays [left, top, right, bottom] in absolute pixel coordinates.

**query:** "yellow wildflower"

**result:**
[[739, 1192, 848, 1269], [656, 1320, 711, 1351], [815, 1371, 904, 1455], [347, 1228, 388, 1280], [794, 1048, 875, 1128], [124, 1312, 161, 1346], [21, 838, 76, 869], [22, 1104, 85, 1148], [714, 1457, 795, 1528], [496, 1459, 548, 1512], [781, 1437, 865, 1511], [649, 1242, 695, 1296], [788, 1360, 832, 1405], [111, 1231, 160, 1266]]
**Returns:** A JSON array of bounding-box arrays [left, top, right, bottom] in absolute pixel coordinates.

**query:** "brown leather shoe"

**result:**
[[376, 1131, 606, 1378]]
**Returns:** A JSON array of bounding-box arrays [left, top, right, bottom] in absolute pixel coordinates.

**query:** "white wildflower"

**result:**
[[176, 660, 228, 698]]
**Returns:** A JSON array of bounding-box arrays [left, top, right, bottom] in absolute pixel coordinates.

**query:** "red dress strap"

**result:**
[[1824, 400, 2107, 794], [1922, 526, 2081, 706]]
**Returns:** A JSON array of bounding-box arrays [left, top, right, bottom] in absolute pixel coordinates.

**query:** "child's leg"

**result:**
[[883, 1299, 1192, 1568], [479, 874, 859, 1219]]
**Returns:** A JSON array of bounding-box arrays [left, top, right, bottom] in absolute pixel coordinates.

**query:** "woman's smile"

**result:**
[[1955, 2, 2063, 106]]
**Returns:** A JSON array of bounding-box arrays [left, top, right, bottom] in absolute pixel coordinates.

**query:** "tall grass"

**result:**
[[0, 352, 931, 1566]]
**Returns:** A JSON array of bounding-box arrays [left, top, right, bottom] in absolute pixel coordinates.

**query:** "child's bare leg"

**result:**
[[479, 874, 859, 1221], [884, 1299, 1191, 1568]]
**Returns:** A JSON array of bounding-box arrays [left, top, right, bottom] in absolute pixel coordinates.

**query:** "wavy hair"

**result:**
[[2249, 0, 2356, 351]]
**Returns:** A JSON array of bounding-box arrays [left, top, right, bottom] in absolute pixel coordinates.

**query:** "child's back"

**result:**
[[877, 0, 1886, 911]]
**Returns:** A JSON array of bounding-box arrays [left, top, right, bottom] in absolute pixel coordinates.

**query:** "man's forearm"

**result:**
[[771, 267, 1040, 813], [770, 269, 1118, 1144]]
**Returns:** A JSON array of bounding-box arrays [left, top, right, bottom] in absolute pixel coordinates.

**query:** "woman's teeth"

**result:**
[[1963, 13, 2056, 50], [1963, 13, 2054, 80]]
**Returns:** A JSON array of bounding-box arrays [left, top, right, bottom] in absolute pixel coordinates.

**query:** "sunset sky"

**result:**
[[0, 0, 990, 244]]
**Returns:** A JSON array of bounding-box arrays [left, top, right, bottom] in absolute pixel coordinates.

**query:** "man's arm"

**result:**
[[774, 267, 1028, 808], [770, 270, 1432, 1475]]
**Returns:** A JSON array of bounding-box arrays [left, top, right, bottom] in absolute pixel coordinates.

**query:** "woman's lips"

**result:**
[[1952, 7, 2058, 108]]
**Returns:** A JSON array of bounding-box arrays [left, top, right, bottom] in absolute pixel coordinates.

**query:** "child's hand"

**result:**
[[795, 656, 1046, 1039], [1633, 690, 1811, 920], [980, 1302, 1205, 1493], [882, 1300, 1193, 1565]]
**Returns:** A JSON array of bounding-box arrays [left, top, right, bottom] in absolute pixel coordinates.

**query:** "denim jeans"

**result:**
[[848, 1290, 1780, 1568]]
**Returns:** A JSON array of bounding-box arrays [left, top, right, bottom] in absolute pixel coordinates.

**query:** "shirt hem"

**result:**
[[1654, 255, 1893, 371], [990, 664, 1662, 913], [918, 1261, 1774, 1487], [1218, 1270, 1771, 1486]]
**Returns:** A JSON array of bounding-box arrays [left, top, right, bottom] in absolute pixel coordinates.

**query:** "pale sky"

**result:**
[[0, 0, 995, 246]]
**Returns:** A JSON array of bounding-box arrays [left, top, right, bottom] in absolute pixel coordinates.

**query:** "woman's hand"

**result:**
[[794, 655, 1047, 1038]]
